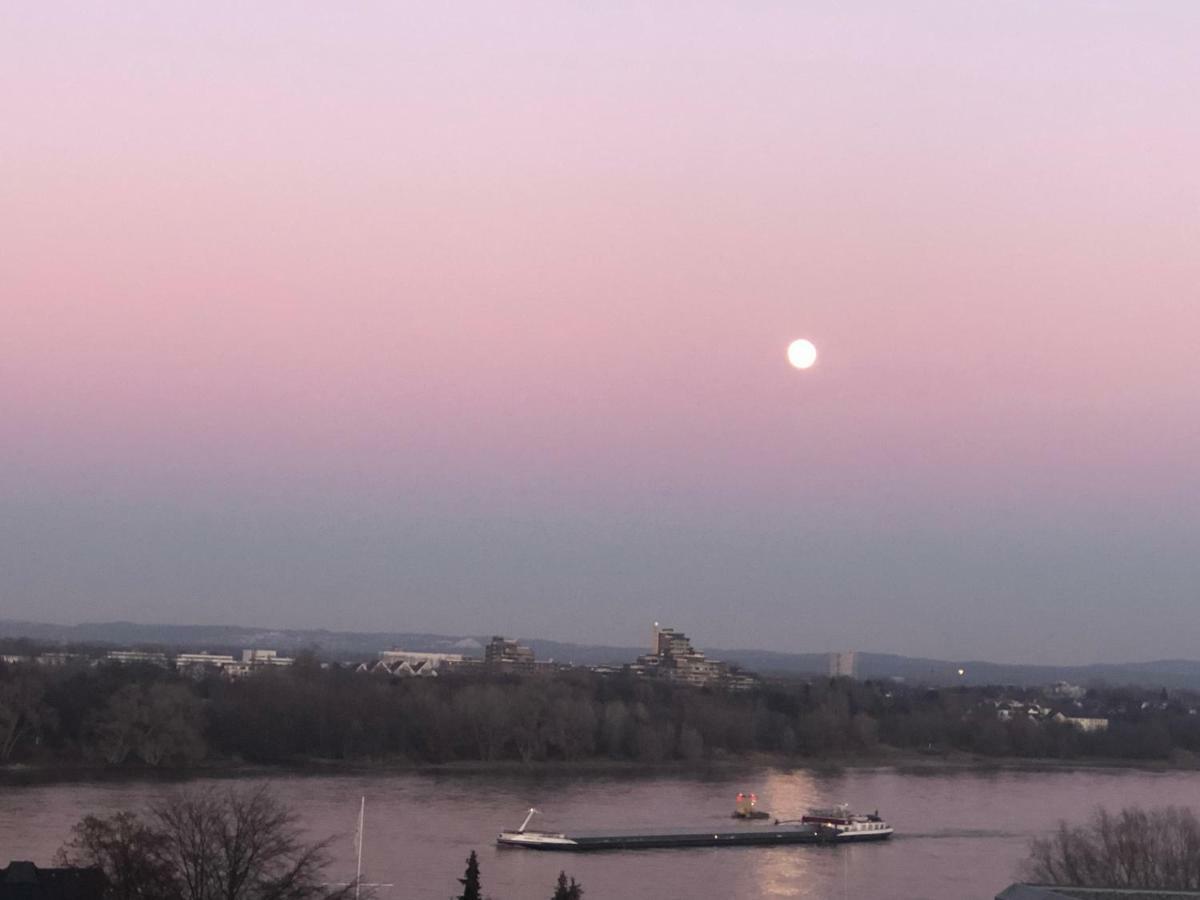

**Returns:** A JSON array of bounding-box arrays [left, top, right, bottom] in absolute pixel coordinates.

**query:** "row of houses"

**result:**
[[1, 648, 294, 677], [983, 690, 1200, 733], [984, 698, 1109, 732]]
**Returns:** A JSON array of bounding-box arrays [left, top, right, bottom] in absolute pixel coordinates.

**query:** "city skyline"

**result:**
[[4, 3, 1200, 665]]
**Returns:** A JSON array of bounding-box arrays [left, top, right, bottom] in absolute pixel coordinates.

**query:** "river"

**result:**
[[1, 765, 1194, 899]]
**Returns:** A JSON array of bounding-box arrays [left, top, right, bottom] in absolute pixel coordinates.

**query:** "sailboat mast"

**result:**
[[355, 796, 365, 900]]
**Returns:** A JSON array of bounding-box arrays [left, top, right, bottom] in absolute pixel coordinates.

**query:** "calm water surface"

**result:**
[[2, 766, 1197, 899]]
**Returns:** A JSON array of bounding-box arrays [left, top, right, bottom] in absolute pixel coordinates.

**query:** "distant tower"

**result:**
[[829, 651, 857, 678], [652, 621, 660, 653]]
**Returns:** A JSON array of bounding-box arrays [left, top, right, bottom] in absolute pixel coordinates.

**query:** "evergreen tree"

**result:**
[[456, 850, 482, 900], [551, 870, 583, 900]]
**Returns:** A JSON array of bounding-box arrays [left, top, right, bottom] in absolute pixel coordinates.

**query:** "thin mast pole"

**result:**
[[355, 796, 365, 900]]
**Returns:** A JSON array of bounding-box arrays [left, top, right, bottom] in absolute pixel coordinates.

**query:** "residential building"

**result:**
[[174, 652, 238, 675], [829, 651, 857, 678], [33, 653, 83, 666], [633, 624, 756, 689], [241, 649, 294, 667], [997, 885, 1200, 899], [378, 649, 465, 669], [171, 649, 295, 677], [368, 659, 436, 677], [1051, 713, 1109, 732], [0, 860, 106, 899], [992, 699, 1051, 721], [359, 649, 467, 678], [105, 650, 168, 667], [484, 636, 535, 671]]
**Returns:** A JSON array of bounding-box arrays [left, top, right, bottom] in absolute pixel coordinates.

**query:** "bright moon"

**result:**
[[787, 339, 818, 370]]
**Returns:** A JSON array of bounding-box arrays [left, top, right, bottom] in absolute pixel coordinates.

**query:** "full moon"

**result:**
[[787, 338, 818, 370]]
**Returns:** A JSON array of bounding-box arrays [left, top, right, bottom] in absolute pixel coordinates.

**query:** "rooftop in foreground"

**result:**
[[998, 885, 1200, 899]]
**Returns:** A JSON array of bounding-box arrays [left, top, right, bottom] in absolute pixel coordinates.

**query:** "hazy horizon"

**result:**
[[4, 3, 1199, 666]]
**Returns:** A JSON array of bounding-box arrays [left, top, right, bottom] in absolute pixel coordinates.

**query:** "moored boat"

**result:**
[[731, 792, 770, 819]]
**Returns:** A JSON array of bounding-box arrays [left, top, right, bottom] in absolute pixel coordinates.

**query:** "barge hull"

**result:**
[[498, 827, 892, 851]]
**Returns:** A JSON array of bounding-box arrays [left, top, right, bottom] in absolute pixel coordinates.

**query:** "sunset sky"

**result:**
[[3, 3, 1198, 663]]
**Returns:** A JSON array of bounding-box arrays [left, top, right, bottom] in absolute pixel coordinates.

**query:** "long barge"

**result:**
[[497, 806, 893, 852]]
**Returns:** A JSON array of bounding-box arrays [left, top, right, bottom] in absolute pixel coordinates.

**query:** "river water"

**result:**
[[1, 765, 1196, 899]]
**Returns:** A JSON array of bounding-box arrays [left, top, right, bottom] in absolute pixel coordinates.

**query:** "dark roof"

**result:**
[[0, 861, 106, 899], [998, 885, 1200, 900], [1, 863, 37, 885]]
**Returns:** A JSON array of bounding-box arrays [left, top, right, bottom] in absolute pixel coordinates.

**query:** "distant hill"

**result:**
[[3, 619, 1200, 689], [696, 648, 1200, 691]]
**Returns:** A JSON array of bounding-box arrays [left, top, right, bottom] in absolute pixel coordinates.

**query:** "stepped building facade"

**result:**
[[631, 624, 756, 690]]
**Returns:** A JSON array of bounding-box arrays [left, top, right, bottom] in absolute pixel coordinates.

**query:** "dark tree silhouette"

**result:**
[[551, 870, 583, 900], [455, 850, 482, 900], [10, 648, 1200, 769]]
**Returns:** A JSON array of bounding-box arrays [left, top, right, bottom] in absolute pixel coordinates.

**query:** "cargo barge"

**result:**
[[497, 805, 892, 852]]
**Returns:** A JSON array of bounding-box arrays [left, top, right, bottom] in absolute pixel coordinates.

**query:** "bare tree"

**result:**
[[0, 674, 54, 762], [59, 785, 357, 900], [456, 685, 510, 761], [91, 683, 205, 766], [1023, 805, 1200, 890], [57, 810, 178, 899], [154, 784, 351, 900]]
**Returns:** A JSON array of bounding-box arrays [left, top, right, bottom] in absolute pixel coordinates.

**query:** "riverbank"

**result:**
[[5, 745, 1198, 785]]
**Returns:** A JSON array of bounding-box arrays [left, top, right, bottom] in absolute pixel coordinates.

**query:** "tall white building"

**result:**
[[829, 651, 857, 678]]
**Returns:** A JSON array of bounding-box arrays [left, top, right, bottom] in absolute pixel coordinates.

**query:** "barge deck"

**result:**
[[497, 809, 893, 852]]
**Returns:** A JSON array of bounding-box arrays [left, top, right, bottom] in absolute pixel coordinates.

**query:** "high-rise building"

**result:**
[[635, 624, 755, 689], [829, 651, 857, 678]]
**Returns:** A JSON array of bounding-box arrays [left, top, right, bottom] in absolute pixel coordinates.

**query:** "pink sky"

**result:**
[[2, 3, 1199, 662]]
